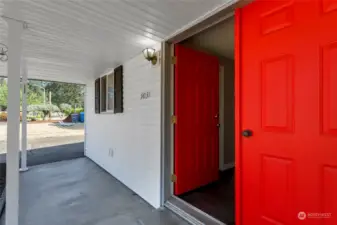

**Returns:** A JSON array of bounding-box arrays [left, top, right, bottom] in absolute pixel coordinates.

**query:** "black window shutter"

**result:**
[[95, 78, 100, 113], [114, 65, 123, 113]]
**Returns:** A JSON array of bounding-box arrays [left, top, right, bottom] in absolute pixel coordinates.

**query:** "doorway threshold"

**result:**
[[165, 196, 227, 225]]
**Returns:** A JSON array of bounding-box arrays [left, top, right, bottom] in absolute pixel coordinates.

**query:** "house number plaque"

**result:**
[[140, 92, 151, 100]]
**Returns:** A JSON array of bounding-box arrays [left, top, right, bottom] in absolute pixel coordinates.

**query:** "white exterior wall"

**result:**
[[85, 52, 162, 208]]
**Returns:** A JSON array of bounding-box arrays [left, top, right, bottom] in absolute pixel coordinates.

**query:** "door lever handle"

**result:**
[[242, 129, 253, 137]]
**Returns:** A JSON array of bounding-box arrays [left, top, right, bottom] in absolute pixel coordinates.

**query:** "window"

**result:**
[[100, 75, 107, 112], [94, 65, 123, 114], [107, 74, 114, 111]]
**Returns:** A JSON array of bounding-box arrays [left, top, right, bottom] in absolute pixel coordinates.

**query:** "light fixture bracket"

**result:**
[[0, 43, 8, 62]]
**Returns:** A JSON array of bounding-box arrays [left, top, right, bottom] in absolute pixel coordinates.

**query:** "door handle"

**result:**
[[217, 124, 220, 127], [242, 129, 253, 137]]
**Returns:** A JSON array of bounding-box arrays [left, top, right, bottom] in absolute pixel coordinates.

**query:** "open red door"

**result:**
[[239, 0, 337, 224], [174, 44, 219, 195]]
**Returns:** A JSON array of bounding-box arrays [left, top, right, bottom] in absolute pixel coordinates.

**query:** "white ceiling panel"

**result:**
[[0, 0, 234, 83]]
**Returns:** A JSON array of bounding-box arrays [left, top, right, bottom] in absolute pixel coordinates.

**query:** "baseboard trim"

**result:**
[[165, 198, 203, 225], [165, 196, 227, 225], [0, 186, 5, 218], [220, 162, 235, 171]]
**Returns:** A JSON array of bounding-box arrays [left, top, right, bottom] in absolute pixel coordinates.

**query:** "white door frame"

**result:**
[[160, 0, 247, 206]]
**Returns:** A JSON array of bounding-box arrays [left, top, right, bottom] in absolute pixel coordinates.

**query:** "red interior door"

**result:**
[[174, 44, 219, 195], [239, 0, 337, 224]]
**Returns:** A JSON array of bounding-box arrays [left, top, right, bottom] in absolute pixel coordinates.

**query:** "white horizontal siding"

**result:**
[[85, 51, 161, 208]]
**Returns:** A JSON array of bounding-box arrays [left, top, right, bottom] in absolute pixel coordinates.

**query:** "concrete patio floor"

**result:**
[[0, 158, 189, 225]]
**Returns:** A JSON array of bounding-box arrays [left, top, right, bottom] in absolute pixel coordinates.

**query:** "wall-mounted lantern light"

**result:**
[[0, 43, 8, 62], [142, 48, 157, 65]]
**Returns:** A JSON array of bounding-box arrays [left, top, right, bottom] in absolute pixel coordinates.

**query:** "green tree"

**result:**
[[45, 82, 84, 107], [0, 80, 44, 110], [60, 103, 73, 116], [0, 82, 8, 110], [0, 79, 83, 111], [27, 91, 44, 105], [27, 80, 45, 105], [27, 104, 60, 120]]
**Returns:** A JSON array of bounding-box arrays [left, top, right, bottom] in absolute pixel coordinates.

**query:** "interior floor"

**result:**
[[179, 169, 235, 225]]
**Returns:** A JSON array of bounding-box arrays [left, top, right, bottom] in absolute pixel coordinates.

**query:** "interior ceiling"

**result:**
[[0, 0, 234, 84], [182, 16, 234, 59]]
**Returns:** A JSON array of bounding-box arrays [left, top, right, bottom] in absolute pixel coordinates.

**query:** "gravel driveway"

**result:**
[[0, 122, 84, 154]]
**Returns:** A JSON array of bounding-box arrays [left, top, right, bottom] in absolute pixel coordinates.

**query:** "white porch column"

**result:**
[[20, 61, 28, 172], [5, 15, 24, 225]]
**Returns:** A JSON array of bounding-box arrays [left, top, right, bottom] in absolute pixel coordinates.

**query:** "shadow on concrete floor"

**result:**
[[1, 158, 189, 225], [26, 142, 84, 166], [0, 142, 84, 169], [0, 142, 85, 219]]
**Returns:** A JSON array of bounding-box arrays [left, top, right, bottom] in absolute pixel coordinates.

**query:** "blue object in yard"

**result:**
[[79, 112, 84, 123], [71, 114, 79, 123]]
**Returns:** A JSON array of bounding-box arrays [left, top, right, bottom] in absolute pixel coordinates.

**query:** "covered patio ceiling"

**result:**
[[0, 0, 234, 84]]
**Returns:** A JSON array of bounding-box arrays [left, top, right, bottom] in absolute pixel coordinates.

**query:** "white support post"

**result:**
[[20, 62, 28, 172], [5, 15, 24, 225]]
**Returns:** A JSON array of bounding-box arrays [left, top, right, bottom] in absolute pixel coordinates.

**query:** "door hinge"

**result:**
[[171, 115, 177, 124], [171, 174, 177, 182], [171, 56, 176, 64]]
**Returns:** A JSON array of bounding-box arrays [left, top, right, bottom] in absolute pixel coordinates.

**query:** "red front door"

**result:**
[[174, 44, 219, 195], [239, 0, 337, 224]]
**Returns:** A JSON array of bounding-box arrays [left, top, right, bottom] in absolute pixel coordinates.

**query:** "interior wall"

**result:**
[[180, 17, 234, 60], [85, 50, 162, 208], [220, 58, 235, 169]]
